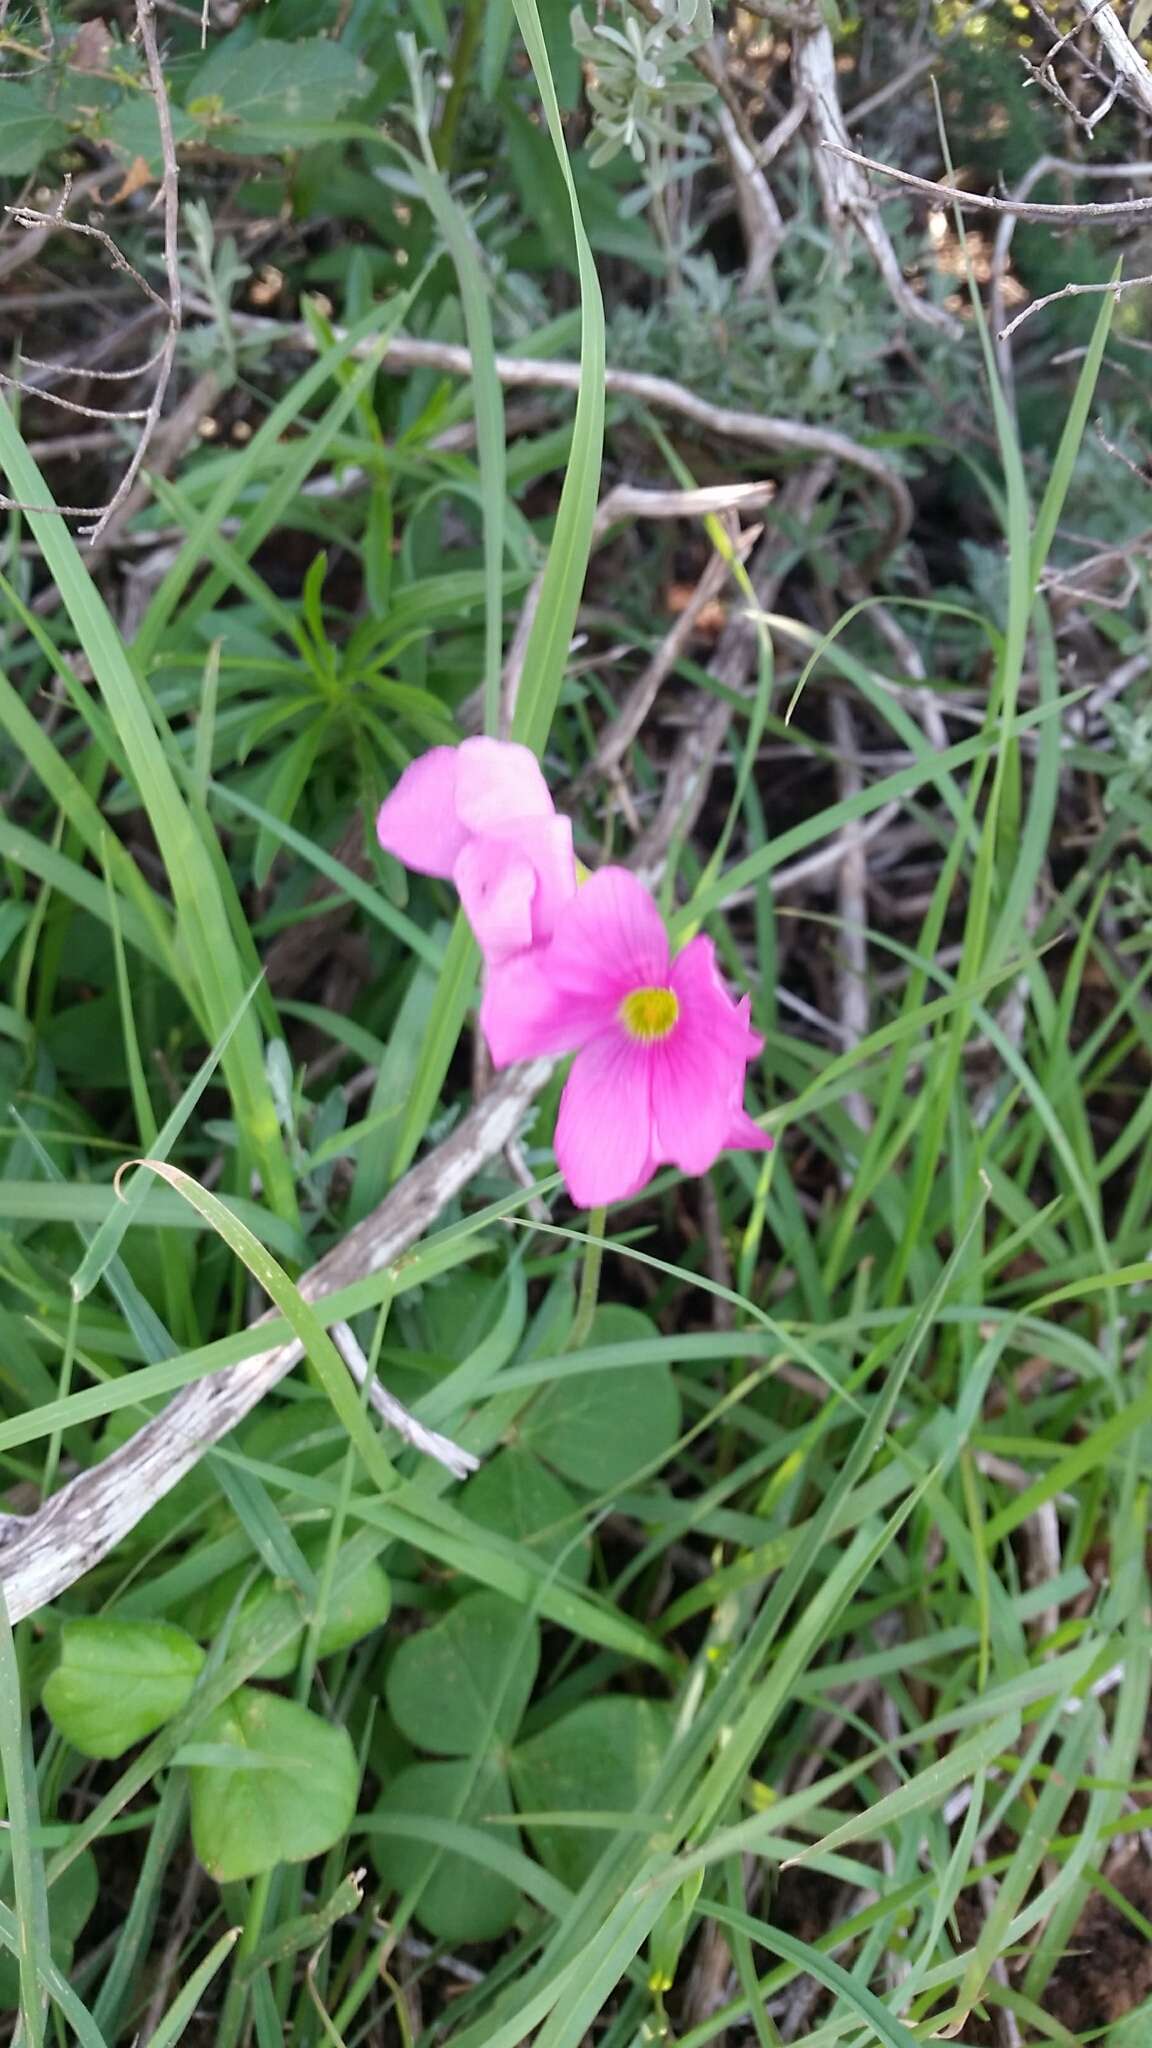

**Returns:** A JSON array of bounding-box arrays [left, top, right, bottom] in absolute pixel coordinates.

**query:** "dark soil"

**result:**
[[1044, 1849, 1152, 2032]]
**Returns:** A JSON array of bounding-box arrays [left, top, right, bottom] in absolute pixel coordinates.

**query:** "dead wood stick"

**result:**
[[0, 1061, 550, 1623], [215, 313, 914, 563], [794, 17, 961, 339], [1074, 0, 1152, 118], [823, 141, 1152, 221]]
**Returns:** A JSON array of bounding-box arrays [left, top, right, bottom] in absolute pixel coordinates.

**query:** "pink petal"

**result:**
[[376, 749, 467, 877], [669, 936, 761, 1059], [546, 867, 670, 1006], [726, 1107, 773, 1154], [454, 839, 536, 964], [554, 1032, 655, 1208], [462, 815, 576, 957], [480, 952, 606, 1067], [650, 1023, 734, 1176], [454, 738, 554, 833], [734, 993, 764, 1062], [517, 814, 577, 945], [649, 937, 767, 1175]]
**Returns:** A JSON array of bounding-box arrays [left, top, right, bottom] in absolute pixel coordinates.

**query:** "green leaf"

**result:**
[[186, 37, 370, 152], [0, 1853, 97, 2014], [386, 1591, 539, 1756], [42, 1621, 205, 1760], [187, 1543, 391, 1680], [371, 1757, 522, 1942], [520, 1306, 681, 1489], [465, 1448, 590, 1583], [0, 83, 66, 174], [101, 95, 197, 170], [188, 1688, 358, 1882], [510, 1696, 674, 1890]]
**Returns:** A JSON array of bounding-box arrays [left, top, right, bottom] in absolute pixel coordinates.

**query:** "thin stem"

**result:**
[[568, 1207, 608, 1351], [216, 1867, 273, 2048], [432, 0, 483, 169]]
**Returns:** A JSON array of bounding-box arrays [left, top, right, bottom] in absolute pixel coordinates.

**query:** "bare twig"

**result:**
[[0, 2, 182, 535], [0, 1061, 551, 1622], [576, 545, 747, 787], [499, 483, 771, 736], [631, 466, 836, 879], [591, 480, 775, 539], [328, 1322, 478, 1480], [794, 20, 960, 338], [83, 0, 181, 544], [999, 268, 1152, 341], [823, 141, 1152, 221], [1025, 0, 1120, 124], [225, 316, 916, 564], [0, 168, 111, 282], [1074, 0, 1152, 117], [716, 100, 786, 296]]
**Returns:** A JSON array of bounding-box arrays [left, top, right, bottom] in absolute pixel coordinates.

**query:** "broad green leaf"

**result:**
[[464, 1447, 590, 1583], [0, 84, 66, 173], [520, 1306, 681, 1489], [510, 1696, 674, 1890], [42, 1621, 205, 1760], [371, 1757, 521, 1942], [101, 96, 197, 170], [386, 1591, 539, 1756], [186, 37, 370, 152], [187, 1544, 391, 1680], [188, 1689, 358, 1882]]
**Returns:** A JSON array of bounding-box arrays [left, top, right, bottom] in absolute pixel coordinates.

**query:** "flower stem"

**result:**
[[568, 1206, 607, 1351]]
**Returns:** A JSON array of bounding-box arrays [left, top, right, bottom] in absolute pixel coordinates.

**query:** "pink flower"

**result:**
[[481, 867, 772, 1207], [376, 738, 576, 966]]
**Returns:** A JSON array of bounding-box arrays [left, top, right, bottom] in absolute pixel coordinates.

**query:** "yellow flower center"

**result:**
[[619, 985, 679, 1042], [575, 858, 592, 885]]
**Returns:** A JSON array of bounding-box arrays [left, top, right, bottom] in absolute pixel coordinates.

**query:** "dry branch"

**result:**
[[1075, 0, 1152, 117], [793, 17, 961, 338], [0, 0, 182, 536], [823, 141, 1152, 221], [999, 268, 1152, 341], [0, 1061, 550, 1623], [988, 153, 1152, 395], [222, 314, 915, 563]]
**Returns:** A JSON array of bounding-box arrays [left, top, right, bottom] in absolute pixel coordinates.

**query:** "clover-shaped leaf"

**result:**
[[42, 1620, 205, 1760], [385, 1592, 539, 1756], [510, 1696, 674, 1890], [187, 1538, 391, 1680], [187, 1689, 358, 1883], [371, 1757, 521, 1944], [464, 1447, 591, 1583], [520, 1305, 681, 1489]]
